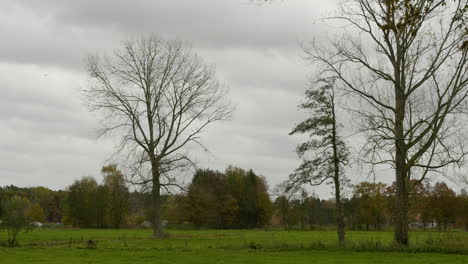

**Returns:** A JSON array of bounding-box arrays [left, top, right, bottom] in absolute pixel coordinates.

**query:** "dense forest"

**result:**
[[1, 164, 467, 231]]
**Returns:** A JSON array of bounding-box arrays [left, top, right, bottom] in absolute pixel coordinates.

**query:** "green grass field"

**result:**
[[0, 228, 467, 263]]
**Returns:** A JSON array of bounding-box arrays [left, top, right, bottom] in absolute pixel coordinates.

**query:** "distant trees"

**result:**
[[237, 168, 272, 228], [295, 190, 320, 230], [2, 169, 468, 232], [101, 165, 129, 229], [289, 80, 349, 244], [272, 192, 336, 229], [27, 187, 65, 222], [382, 180, 462, 231], [352, 182, 387, 231], [273, 182, 302, 230], [185, 169, 229, 227], [430, 182, 457, 231], [60, 165, 272, 230], [0, 196, 33, 247], [26, 203, 46, 223], [270, 180, 468, 232], [167, 167, 273, 229], [64, 176, 98, 228], [63, 165, 129, 229], [84, 35, 233, 237], [0, 186, 65, 223], [403, 181, 432, 229], [458, 190, 468, 230], [354, 181, 468, 231]]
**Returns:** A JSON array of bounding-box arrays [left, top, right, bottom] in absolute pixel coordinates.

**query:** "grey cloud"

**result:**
[[10, 0, 337, 48], [0, 2, 123, 68], [1, 0, 336, 68], [0, 0, 405, 198], [0, 62, 115, 188], [0, 63, 98, 138], [200, 47, 309, 94]]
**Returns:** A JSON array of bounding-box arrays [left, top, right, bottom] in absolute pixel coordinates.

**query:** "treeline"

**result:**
[[60, 165, 273, 229], [0, 165, 132, 229], [0, 165, 273, 229], [2, 165, 468, 231], [274, 181, 468, 231]]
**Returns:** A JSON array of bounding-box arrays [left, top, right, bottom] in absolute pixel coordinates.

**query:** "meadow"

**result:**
[[0, 228, 467, 263]]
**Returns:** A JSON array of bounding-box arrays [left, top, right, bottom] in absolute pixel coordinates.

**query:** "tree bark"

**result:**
[[395, 151, 409, 246], [151, 161, 163, 237], [394, 180, 409, 246], [335, 184, 345, 245]]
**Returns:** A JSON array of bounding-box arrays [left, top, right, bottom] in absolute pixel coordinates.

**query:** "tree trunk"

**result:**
[[284, 213, 289, 231], [394, 159, 409, 245], [335, 185, 345, 245], [151, 161, 163, 237], [330, 91, 345, 245], [394, 70, 409, 245]]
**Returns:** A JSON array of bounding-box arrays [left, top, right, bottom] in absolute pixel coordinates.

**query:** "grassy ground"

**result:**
[[0, 228, 467, 263]]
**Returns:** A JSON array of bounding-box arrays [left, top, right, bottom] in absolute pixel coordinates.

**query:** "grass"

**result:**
[[0, 228, 467, 263]]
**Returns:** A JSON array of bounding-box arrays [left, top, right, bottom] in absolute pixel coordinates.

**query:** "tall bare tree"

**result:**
[[307, 0, 467, 245], [84, 35, 233, 237], [290, 80, 349, 244]]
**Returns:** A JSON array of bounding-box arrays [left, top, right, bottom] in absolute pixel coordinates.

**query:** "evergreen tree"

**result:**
[[290, 80, 349, 244]]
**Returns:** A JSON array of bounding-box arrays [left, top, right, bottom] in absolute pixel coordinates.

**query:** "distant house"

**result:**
[[410, 214, 438, 229], [140, 221, 152, 229], [140, 220, 168, 229], [410, 221, 437, 229], [32, 222, 43, 228]]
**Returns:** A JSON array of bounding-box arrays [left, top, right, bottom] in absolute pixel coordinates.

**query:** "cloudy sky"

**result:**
[[2, 0, 460, 197]]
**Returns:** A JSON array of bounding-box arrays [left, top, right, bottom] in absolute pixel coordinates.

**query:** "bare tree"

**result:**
[[84, 35, 233, 237], [307, 0, 467, 245]]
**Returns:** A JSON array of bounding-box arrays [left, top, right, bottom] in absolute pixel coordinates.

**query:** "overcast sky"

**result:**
[[1, 0, 462, 198]]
